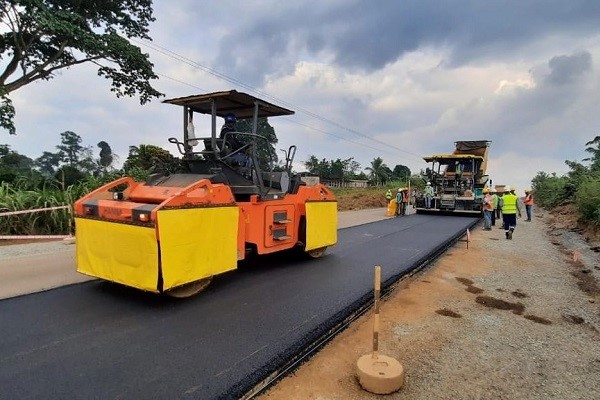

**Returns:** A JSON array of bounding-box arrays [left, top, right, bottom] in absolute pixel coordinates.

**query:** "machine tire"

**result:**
[[306, 246, 327, 258], [165, 277, 213, 298]]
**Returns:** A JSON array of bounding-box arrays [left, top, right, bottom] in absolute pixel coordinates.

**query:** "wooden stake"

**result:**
[[372, 265, 381, 359]]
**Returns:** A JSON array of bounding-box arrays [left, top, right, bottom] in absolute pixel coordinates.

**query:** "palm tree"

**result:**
[[365, 157, 389, 186]]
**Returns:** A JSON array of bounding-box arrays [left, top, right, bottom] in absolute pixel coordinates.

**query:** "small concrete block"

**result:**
[[356, 353, 405, 394]]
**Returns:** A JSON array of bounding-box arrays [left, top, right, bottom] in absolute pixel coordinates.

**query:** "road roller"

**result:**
[[73, 90, 337, 297]]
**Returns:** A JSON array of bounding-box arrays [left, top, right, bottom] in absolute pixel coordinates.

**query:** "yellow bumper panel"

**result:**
[[305, 201, 338, 251], [158, 206, 239, 290], [75, 218, 159, 292]]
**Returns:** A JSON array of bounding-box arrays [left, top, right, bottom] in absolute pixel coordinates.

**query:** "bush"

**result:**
[[575, 178, 600, 222], [532, 174, 570, 209]]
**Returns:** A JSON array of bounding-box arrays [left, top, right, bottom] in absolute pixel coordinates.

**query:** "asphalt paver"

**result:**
[[0, 214, 478, 399]]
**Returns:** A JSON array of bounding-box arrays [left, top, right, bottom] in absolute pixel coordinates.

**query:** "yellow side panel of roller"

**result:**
[[305, 201, 338, 251], [75, 218, 159, 292], [158, 206, 239, 290]]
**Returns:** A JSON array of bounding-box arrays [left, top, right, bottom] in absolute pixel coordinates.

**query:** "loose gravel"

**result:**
[[259, 210, 600, 400]]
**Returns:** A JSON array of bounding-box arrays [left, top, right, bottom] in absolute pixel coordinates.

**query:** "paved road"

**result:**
[[0, 213, 477, 400]]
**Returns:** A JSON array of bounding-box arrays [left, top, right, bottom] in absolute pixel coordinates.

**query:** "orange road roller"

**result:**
[[74, 90, 337, 297]]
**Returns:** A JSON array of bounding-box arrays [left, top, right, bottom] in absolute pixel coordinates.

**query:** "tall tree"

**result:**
[[583, 135, 600, 173], [303, 155, 321, 175], [365, 157, 390, 185], [235, 117, 279, 170], [0, 0, 162, 135], [35, 150, 62, 176], [124, 144, 180, 179], [0, 144, 34, 183], [97, 141, 114, 170], [56, 131, 83, 166], [392, 164, 411, 181]]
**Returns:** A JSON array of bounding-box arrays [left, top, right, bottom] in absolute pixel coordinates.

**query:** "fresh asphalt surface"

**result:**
[[0, 214, 478, 400]]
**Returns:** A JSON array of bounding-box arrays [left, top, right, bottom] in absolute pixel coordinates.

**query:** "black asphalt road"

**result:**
[[0, 214, 478, 400]]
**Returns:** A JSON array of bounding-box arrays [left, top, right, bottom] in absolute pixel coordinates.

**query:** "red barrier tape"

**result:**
[[0, 205, 70, 217], [0, 235, 71, 240]]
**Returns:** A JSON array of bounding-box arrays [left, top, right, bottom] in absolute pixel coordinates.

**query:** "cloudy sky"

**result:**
[[4, 0, 600, 193]]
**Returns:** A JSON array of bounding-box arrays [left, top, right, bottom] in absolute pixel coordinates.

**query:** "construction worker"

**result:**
[[501, 185, 522, 240], [385, 188, 393, 205], [401, 188, 409, 215], [482, 188, 493, 230], [496, 189, 504, 228], [424, 181, 434, 209], [524, 188, 534, 221], [395, 188, 409, 216], [491, 188, 498, 226], [395, 188, 403, 216], [220, 113, 251, 169]]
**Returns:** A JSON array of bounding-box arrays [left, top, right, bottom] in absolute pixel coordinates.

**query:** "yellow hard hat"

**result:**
[[482, 188, 489, 193]]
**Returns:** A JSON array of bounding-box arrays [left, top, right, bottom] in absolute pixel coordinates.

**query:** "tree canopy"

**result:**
[[0, 0, 163, 134], [235, 117, 279, 170], [365, 157, 391, 185], [303, 155, 363, 181]]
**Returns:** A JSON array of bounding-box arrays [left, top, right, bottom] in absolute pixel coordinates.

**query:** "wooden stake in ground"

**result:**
[[356, 265, 405, 394]]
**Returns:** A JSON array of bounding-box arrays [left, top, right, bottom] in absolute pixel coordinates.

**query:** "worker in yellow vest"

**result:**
[[501, 185, 522, 240], [490, 188, 499, 226]]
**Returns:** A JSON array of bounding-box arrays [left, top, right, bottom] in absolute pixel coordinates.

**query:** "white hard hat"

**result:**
[[398, 188, 402, 192], [426, 182, 431, 185], [503, 185, 511, 192], [490, 188, 496, 193]]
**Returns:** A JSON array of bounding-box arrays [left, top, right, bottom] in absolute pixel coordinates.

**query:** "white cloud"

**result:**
[[3, 1, 600, 192]]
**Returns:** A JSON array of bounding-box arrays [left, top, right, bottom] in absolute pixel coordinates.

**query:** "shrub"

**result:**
[[532, 173, 570, 208], [575, 178, 600, 223]]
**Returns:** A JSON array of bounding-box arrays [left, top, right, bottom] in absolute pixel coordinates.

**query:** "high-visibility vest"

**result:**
[[524, 193, 534, 206], [502, 193, 518, 214]]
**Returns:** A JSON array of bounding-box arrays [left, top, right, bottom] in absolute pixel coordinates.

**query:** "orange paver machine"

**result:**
[[74, 90, 337, 297]]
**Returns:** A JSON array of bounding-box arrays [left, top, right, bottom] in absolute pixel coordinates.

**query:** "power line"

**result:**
[[133, 38, 424, 162], [156, 70, 399, 157]]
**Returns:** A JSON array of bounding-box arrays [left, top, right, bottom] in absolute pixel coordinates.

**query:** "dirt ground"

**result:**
[[258, 204, 600, 399]]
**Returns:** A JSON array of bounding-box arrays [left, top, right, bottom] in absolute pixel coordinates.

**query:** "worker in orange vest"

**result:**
[[524, 188, 534, 222], [482, 188, 494, 230], [395, 188, 409, 216]]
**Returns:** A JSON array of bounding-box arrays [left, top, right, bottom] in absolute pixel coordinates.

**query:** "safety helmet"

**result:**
[[225, 113, 237, 123], [490, 188, 496, 193], [482, 188, 489, 193], [426, 182, 431, 185], [503, 185, 511, 192], [398, 188, 402, 192], [525, 188, 531, 193]]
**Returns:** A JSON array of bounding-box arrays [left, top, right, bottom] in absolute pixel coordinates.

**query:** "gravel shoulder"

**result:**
[[259, 210, 600, 400]]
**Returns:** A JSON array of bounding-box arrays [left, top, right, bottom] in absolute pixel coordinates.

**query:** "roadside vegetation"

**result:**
[[3, 133, 600, 236], [532, 136, 600, 224], [0, 127, 418, 236]]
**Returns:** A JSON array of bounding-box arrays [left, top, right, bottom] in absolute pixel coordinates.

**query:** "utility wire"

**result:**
[[156, 71, 399, 157], [133, 38, 424, 162]]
